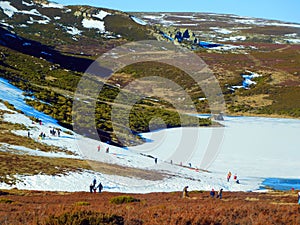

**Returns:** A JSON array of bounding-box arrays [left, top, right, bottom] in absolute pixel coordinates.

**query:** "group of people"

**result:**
[[227, 171, 240, 184], [97, 145, 109, 153], [50, 127, 60, 137], [89, 178, 103, 193], [210, 188, 223, 199], [182, 186, 223, 199], [38, 132, 46, 140]]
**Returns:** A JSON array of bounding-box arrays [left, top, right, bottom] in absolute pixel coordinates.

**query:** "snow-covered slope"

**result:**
[[1, 77, 300, 193]]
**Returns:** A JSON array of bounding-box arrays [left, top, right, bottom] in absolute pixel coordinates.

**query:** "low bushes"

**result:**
[[109, 196, 140, 204], [45, 211, 124, 225]]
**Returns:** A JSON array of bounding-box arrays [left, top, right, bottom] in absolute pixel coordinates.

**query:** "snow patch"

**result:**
[[65, 26, 82, 35], [234, 18, 300, 28], [285, 38, 300, 44], [0, 1, 50, 20], [82, 18, 105, 32], [27, 17, 50, 24], [0, 21, 14, 28], [0, 1, 18, 17], [221, 36, 247, 42], [210, 27, 233, 34], [41, 2, 64, 9], [22, 1, 34, 7], [130, 15, 147, 26], [93, 10, 111, 20], [0, 143, 80, 159]]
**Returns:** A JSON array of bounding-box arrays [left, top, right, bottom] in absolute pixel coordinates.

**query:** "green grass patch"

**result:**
[[109, 196, 140, 204], [75, 201, 91, 206], [0, 198, 13, 204], [0, 152, 91, 185]]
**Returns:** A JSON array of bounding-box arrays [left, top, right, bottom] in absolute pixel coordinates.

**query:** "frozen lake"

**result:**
[[1, 77, 300, 192], [132, 114, 300, 185]]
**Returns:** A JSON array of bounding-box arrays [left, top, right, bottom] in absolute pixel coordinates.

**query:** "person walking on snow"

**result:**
[[227, 171, 232, 182], [97, 145, 101, 152]]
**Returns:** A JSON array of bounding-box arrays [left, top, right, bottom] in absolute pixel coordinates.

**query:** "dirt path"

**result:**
[[273, 44, 291, 52], [88, 160, 167, 181]]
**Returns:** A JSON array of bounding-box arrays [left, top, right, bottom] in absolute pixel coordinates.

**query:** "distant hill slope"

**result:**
[[0, 0, 299, 148]]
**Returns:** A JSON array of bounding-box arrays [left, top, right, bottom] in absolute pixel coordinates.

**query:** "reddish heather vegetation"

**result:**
[[0, 189, 299, 225]]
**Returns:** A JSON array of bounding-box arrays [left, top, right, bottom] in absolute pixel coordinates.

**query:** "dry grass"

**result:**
[[0, 151, 92, 184], [0, 190, 299, 225]]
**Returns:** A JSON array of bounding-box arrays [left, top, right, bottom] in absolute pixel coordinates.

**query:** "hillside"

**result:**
[[0, 1, 299, 146], [132, 12, 300, 117], [0, 3, 300, 223], [0, 189, 299, 225]]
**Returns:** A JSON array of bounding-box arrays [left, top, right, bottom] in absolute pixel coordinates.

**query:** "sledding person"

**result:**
[[182, 186, 189, 198], [233, 174, 240, 184], [216, 188, 223, 199], [210, 188, 215, 198], [97, 182, 103, 193]]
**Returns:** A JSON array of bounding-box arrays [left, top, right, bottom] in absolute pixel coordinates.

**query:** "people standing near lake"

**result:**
[[182, 186, 189, 198]]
